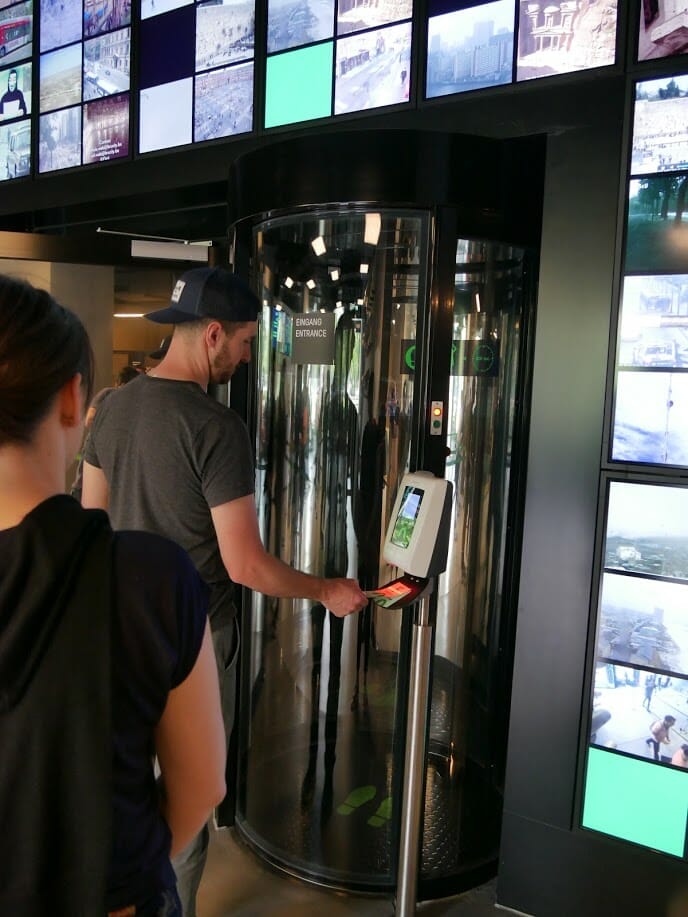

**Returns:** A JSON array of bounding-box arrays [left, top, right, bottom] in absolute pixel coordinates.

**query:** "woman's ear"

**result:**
[[58, 373, 84, 428]]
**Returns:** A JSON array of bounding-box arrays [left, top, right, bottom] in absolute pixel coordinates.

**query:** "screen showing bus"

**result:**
[[390, 486, 424, 549], [0, 0, 32, 67]]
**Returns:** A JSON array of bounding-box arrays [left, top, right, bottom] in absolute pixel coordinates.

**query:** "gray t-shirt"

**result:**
[[85, 373, 255, 627]]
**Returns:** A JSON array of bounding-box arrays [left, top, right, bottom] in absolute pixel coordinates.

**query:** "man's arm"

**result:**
[[82, 460, 110, 510], [211, 495, 367, 618]]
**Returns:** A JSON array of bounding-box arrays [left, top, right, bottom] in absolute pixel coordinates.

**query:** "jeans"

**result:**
[[172, 618, 239, 917]]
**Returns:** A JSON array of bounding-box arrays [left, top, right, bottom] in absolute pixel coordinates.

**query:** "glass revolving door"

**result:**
[[236, 208, 431, 889]]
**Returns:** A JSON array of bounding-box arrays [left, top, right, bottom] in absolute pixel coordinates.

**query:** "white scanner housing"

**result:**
[[382, 471, 453, 578]]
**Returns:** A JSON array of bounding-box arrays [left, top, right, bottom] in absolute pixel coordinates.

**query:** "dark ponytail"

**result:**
[[0, 274, 94, 446]]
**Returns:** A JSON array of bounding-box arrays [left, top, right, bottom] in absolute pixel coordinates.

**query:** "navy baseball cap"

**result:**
[[146, 267, 261, 324]]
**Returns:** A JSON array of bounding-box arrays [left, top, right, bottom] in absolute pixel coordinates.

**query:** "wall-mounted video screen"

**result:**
[[426, 0, 513, 99], [0, 115, 30, 179], [138, 0, 255, 153], [625, 174, 688, 274], [267, 0, 333, 52], [334, 21, 411, 115], [598, 572, 688, 675], [638, 0, 688, 63], [0, 60, 31, 119], [0, 0, 32, 66], [37, 0, 130, 172], [617, 274, 688, 369], [515, 0, 617, 82], [265, 0, 412, 127], [632, 74, 688, 176], [612, 372, 688, 467], [581, 478, 688, 858], [0, 0, 31, 178]]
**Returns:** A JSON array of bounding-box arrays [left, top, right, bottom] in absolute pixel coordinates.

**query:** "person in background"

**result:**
[[646, 714, 676, 761], [0, 274, 225, 916], [82, 265, 368, 917], [70, 364, 138, 501], [147, 334, 172, 370], [671, 744, 688, 769]]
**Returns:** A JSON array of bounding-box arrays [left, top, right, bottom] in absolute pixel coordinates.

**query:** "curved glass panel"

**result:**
[[423, 240, 527, 878], [237, 208, 430, 889]]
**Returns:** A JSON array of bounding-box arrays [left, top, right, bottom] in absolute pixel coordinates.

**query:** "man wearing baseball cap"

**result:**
[[82, 266, 367, 915]]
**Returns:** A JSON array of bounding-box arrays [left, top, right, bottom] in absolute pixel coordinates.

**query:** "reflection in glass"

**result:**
[[429, 239, 528, 874], [195, 0, 254, 71], [0, 115, 30, 179], [618, 274, 688, 369], [239, 209, 428, 887], [38, 105, 81, 172], [39, 42, 81, 112], [626, 175, 688, 274], [337, 0, 411, 35]]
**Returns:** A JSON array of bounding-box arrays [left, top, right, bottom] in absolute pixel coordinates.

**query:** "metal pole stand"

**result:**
[[395, 589, 434, 917]]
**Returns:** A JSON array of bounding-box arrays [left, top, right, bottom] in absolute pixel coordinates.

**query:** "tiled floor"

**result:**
[[197, 826, 500, 916]]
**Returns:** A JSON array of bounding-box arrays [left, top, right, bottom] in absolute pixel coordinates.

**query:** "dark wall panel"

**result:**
[[497, 77, 629, 914]]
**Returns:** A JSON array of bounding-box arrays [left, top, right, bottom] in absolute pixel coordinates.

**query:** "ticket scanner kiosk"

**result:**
[[369, 471, 452, 915]]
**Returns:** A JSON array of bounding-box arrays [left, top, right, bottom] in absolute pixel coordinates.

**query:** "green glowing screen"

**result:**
[[582, 747, 688, 857], [265, 43, 333, 128]]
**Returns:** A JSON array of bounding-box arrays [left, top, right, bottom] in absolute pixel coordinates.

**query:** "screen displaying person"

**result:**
[[0, 70, 27, 119]]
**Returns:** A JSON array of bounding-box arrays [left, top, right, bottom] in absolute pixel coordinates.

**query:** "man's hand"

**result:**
[[320, 578, 368, 617]]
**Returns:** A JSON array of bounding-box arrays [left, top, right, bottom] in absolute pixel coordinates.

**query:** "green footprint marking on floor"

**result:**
[[367, 795, 392, 828], [336, 785, 376, 816]]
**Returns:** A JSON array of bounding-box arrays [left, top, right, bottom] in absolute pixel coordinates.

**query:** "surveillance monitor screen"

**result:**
[[426, 0, 514, 99], [0, 0, 32, 67], [581, 478, 688, 859], [390, 486, 424, 549], [632, 75, 688, 176], [516, 0, 617, 82], [334, 20, 411, 116], [0, 115, 30, 179], [0, 60, 31, 119]]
